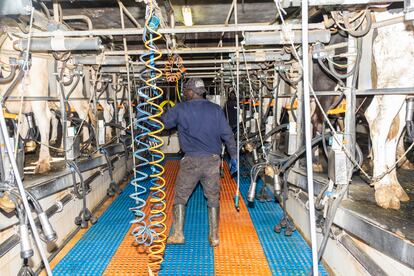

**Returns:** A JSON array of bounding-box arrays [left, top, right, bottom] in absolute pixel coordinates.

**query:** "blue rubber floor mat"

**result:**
[[53, 166, 152, 276], [237, 157, 327, 276], [159, 184, 214, 276]]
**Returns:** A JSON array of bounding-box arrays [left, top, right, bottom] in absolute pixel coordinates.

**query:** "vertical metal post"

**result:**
[[273, 67, 279, 152], [301, 1, 319, 274], [118, 2, 136, 172], [234, 0, 240, 191], [344, 36, 357, 179]]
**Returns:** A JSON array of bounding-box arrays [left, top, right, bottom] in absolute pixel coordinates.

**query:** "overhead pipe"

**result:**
[[280, 0, 401, 7], [63, 15, 93, 31], [14, 37, 103, 51], [23, 22, 326, 37], [243, 29, 331, 45], [72, 55, 125, 65], [229, 51, 291, 62]]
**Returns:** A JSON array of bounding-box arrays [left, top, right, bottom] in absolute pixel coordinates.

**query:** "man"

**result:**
[[161, 78, 237, 247], [224, 89, 238, 132]]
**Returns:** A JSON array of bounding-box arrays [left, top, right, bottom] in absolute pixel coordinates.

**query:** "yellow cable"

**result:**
[[175, 79, 182, 102]]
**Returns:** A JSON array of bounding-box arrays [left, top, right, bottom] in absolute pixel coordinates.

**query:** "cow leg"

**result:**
[[100, 101, 113, 142], [32, 102, 51, 174], [381, 104, 410, 208], [70, 101, 93, 151], [50, 113, 59, 145], [368, 97, 408, 209]]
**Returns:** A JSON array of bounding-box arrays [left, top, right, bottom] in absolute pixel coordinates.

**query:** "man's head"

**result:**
[[183, 78, 206, 100]]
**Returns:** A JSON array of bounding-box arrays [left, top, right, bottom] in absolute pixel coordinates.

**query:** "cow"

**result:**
[[48, 61, 96, 153], [0, 32, 52, 174], [364, 9, 412, 210]]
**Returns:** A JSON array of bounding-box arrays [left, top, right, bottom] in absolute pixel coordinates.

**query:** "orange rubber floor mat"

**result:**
[[214, 163, 272, 276], [103, 160, 179, 275]]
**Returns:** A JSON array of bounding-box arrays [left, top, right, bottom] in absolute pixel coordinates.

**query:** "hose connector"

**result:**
[[274, 174, 282, 196], [38, 212, 57, 242], [19, 224, 33, 259], [247, 181, 257, 203]]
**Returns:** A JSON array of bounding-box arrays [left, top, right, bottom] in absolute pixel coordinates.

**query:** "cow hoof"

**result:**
[[25, 141, 37, 153], [312, 163, 323, 173], [0, 193, 16, 213], [375, 185, 401, 210], [391, 183, 410, 202], [35, 160, 51, 174], [399, 159, 414, 170]]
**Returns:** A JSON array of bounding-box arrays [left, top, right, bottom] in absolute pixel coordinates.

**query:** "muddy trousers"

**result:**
[[174, 154, 221, 208]]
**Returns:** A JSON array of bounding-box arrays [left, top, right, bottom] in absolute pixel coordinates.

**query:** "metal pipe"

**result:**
[[6, 87, 414, 101], [105, 46, 254, 55], [229, 51, 291, 62], [234, 0, 241, 205], [301, 0, 319, 274], [336, 230, 388, 276], [23, 22, 326, 37], [280, 0, 402, 7], [218, 0, 235, 47], [72, 55, 125, 65], [63, 15, 93, 30], [118, 0, 136, 174], [117, 1, 142, 28], [15, 37, 103, 51], [244, 29, 331, 45]]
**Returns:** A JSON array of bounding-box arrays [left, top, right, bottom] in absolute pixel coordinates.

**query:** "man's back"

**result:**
[[162, 98, 237, 159]]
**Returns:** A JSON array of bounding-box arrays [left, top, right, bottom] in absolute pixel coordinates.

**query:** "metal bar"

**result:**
[[118, 1, 136, 175], [23, 22, 326, 37], [218, 0, 235, 47], [105, 46, 267, 55], [118, 1, 142, 28], [244, 29, 331, 45], [281, 0, 402, 7], [62, 15, 93, 30], [234, 0, 241, 207], [302, 0, 319, 274]]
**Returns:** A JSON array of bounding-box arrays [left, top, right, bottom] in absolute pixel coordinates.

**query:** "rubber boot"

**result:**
[[208, 207, 220, 247], [167, 204, 185, 244]]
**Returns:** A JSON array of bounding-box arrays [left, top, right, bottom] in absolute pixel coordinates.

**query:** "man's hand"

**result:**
[[230, 158, 238, 176]]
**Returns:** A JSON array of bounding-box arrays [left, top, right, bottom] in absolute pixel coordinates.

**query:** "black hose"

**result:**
[[0, 65, 17, 84], [1, 70, 24, 104], [65, 74, 80, 100], [289, 94, 297, 122], [326, 36, 363, 80], [344, 11, 372, 38]]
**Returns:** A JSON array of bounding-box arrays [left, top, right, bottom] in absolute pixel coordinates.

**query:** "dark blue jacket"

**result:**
[[161, 99, 237, 159]]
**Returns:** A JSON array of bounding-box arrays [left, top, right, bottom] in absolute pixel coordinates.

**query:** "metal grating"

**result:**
[[52, 165, 153, 275], [103, 160, 179, 275]]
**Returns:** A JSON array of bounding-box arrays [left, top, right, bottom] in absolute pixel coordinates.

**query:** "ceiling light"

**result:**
[[182, 5, 193, 26]]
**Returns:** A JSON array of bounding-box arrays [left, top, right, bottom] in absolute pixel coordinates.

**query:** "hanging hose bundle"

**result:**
[[165, 54, 186, 82], [129, 0, 167, 273]]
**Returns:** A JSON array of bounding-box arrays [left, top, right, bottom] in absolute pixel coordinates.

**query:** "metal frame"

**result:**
[[287, 168, 414, 269]]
